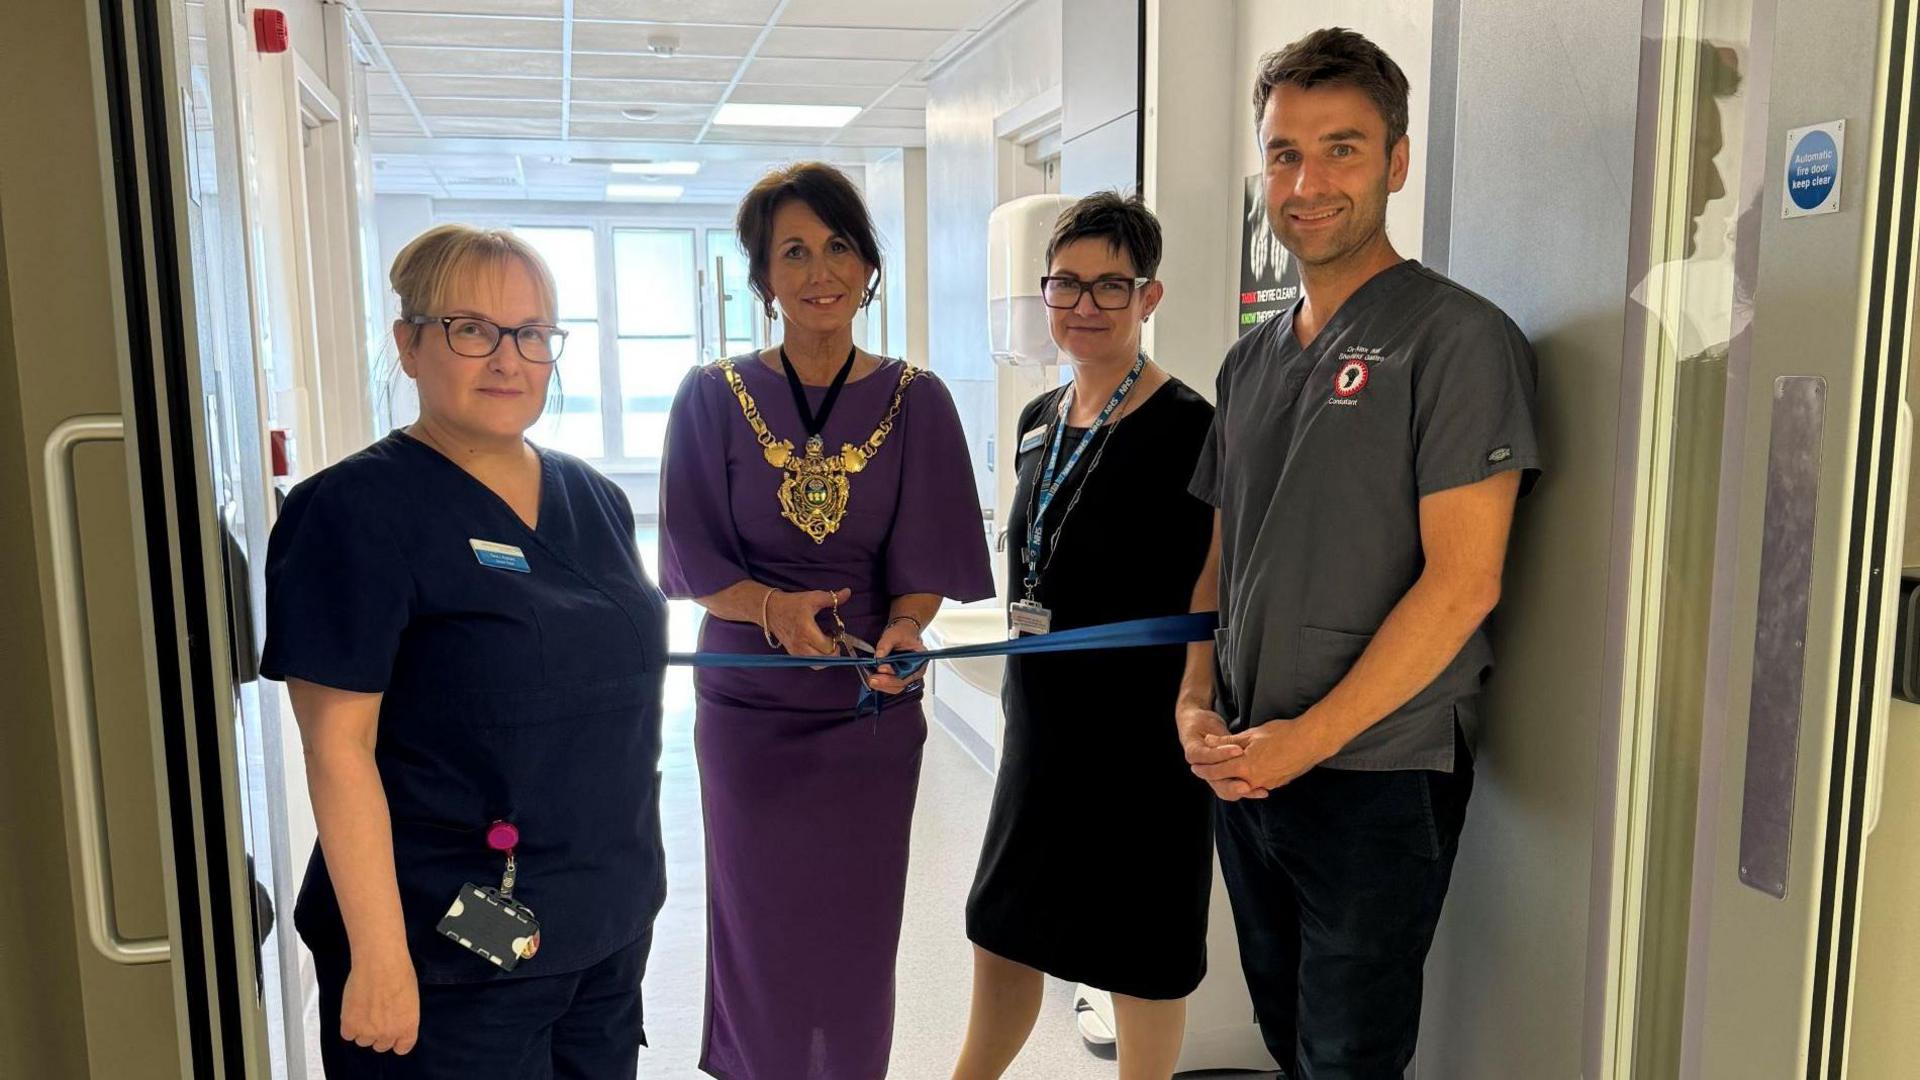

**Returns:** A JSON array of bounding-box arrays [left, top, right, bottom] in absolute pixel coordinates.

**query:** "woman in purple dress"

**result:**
[[659, 162, 994, 1079]]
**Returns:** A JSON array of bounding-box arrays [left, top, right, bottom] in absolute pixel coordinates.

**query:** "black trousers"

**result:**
[[312, 931, 651, 1079], [1214, 738, 1473, 1080]]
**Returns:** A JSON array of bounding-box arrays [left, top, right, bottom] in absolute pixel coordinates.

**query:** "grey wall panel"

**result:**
[[1061, 0, 1140, 142], [1418, 0, 1643, 1074], [925, 0, 1065, 503], [1061, 110, 1141, 195]]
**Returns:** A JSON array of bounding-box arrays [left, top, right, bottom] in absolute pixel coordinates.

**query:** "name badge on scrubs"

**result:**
[[469, 538, 531, 573], [1017, 425, 1049, 453], [1009, 599, 1052, 637]]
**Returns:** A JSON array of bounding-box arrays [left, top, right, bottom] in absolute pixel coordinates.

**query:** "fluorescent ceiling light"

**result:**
[[712, 103, 861, 128], [606, 183, 684, 201], [610, 160, 701, 176]]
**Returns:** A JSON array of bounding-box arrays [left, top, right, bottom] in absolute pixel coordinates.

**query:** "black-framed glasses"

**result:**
[[1040, 275, 1152, 310], [411, 315, 568, 363]]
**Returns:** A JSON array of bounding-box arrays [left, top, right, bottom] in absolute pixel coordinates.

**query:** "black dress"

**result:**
[[964, 377, 1217, 1000]]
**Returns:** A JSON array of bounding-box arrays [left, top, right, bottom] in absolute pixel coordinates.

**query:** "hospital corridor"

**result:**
[[7, 0, 1920, 1078]]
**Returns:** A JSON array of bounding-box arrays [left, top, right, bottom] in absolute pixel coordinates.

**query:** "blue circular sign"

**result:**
[[1788, 129, 1840, 211]]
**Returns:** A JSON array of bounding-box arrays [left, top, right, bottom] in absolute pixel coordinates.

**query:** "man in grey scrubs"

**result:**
[[1178, 28, 1540, 1079]]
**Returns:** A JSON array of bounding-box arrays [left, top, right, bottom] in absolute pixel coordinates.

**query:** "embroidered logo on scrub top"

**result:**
[[469, 538, 531, 573], [1330, 348, 1374, 405]]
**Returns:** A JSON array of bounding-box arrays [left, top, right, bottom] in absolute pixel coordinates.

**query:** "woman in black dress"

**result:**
[[954, 193, 1216, 1079]]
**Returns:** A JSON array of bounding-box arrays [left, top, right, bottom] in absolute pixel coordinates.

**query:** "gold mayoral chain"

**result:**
[[718, 351, 919, 544]]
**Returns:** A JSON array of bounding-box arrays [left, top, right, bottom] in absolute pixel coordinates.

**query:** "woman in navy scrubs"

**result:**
[[261, 224, 668, 1077]]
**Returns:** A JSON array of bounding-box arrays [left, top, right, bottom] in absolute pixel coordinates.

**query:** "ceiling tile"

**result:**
[[569, 52, 739, 82], [833, 126, 925, 147], [360, 0, 562, 15], [374, 177, 447, 196], [367, 71, 404, 96], [571, 78, 728, 104], [430, 116, 564, 137], [850, 107, 923, 128], [571, 0, 779, 21], [386, 46, 563, 78], [873, 84, 927, 109], [740, 56, 914, 86], [419, 97, 562, 119], [573, 21, 761, 56], [705, 128, 837, 145], [777, 0, 1011, 31], [365, 13, 562, 50], [398, 74, 562, 99], [758, 26, 951, 61], [368, 94, 415, 117], [567, 121, 709, 141], [569, 101, 713, 124], [369, 113, 428, 136], [724, 81, 875, 106]]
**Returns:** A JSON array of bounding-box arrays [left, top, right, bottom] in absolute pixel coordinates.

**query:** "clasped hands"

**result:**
[[761, 587, 925, 696], [1176, 701, 1342, 800]]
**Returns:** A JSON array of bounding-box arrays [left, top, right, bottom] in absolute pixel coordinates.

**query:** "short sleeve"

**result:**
[[883, 373, 996, 601], [658, 365, 753, 598], [1188, 352, 1232, 507], [259, 472, 413, 693], [608, 480, 642, 565], [1412, 314, 1543, 497]]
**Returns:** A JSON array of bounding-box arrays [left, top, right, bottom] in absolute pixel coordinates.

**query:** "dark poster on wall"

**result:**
[[1239, 174, 1300, 335]]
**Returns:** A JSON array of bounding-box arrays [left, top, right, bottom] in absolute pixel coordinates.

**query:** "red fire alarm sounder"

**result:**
[[253, 9, 289, 53]]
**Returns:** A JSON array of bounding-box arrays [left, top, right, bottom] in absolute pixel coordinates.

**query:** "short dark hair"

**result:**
[[1254, 28, 1411, 148], [1044, 191, 1164, 281], [735, 161, 884, 317]]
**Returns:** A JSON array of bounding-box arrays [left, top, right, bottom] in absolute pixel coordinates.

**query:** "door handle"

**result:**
[[714, 254, 729, 359], [42, 415, 169, 965]]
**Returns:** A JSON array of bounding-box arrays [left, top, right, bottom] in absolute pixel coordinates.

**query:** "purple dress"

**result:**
[[659, 355, 994, 1079]]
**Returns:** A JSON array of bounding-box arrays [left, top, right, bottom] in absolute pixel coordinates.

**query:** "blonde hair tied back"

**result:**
[[389, 223, 560, 349]]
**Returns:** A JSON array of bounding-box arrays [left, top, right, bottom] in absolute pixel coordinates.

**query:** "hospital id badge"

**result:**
[[436, 884, 541, 972], [1009, 599, 1052, 637]]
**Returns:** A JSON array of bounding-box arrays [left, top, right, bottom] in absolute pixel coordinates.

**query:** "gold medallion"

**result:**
[[719, 358, 919, 544]]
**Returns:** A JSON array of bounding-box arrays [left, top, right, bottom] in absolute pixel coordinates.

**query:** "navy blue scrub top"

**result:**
[[261, 431, 668, 983]]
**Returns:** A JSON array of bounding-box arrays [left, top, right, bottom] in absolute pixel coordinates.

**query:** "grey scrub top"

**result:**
[[1190, 260, 1541, 772]]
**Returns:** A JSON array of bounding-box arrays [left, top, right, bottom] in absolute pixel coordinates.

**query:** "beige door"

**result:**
[[1, 0, 295, 1075]]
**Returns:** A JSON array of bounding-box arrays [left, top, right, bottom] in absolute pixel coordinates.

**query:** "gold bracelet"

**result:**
[[761, 587, 780, 649], [886, 614, 922, 632]]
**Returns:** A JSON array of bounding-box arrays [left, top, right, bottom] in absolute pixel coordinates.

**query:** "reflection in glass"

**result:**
[[1629, 26, 1750, 1077]]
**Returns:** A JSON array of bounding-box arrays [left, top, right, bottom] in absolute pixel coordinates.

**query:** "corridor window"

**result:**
[[513, 226, 604, 460], [613, 228, 697, 460]]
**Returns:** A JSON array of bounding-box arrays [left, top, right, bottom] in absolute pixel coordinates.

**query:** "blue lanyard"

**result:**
[[1023, 352, 1146, 595]]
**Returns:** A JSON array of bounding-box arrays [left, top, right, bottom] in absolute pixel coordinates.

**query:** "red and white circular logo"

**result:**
[[1334, 358, 1370, 398]]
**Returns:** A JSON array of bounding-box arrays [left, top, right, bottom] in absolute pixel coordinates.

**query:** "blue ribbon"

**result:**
[[669, 611, 1217, 681]]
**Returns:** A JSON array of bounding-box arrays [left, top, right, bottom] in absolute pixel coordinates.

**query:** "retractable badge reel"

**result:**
[[436, 820, 542, 971]]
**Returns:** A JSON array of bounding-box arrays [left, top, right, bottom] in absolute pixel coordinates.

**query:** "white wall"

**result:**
[[925, 0, 1065, 505], [867, 149, 930, 365], [371, 194, 435, 429], [283, 0, 328, 73], [1140, 0, 1237, 396]]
